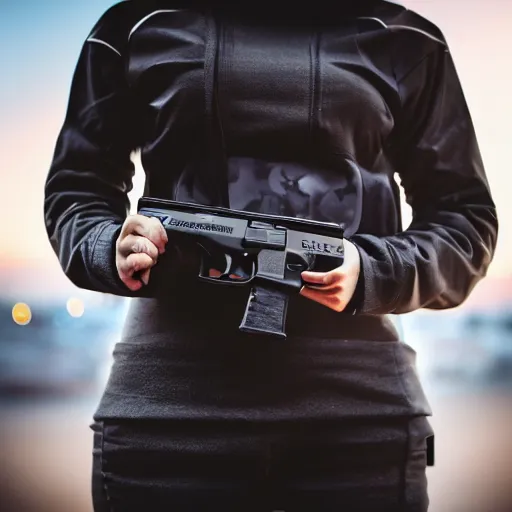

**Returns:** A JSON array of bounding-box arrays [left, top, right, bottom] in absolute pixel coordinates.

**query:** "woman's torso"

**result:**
[[90, 0, 444, 238], [93, 0, 436, 421]]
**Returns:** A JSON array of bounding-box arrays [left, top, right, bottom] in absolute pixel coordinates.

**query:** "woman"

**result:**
[[44, 1, 498, 510]]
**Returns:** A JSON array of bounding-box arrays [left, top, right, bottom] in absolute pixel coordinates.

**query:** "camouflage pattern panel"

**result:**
[[174, 156, 363, 237]]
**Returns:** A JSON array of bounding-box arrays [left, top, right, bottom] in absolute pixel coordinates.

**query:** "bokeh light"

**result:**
[[66, 297, 85, 318], [12, 302, 32, 326]]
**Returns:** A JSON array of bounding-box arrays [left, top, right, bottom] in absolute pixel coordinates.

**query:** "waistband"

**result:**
[[125, 281, 400, 341]]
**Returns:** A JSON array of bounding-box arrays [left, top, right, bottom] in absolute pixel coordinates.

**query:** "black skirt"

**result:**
[[91, 294, 434, 511], [92, 415, 432, 512]]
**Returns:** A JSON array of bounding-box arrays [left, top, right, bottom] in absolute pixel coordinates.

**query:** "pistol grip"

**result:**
[[239, 285, 288, 339]]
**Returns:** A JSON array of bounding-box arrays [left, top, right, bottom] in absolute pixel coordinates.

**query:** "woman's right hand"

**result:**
[[115, 215, 168, 291]]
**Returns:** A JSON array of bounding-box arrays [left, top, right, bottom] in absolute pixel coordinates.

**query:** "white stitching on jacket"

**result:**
[[86, 37, 122, 56], [128, 9, 179, 40], [357, 18, 446, 46]]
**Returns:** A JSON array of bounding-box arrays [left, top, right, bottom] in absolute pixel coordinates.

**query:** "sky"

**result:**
[[0, 0, 511, 302]]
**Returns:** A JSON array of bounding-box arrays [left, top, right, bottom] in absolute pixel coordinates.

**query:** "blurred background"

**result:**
[[1, 0, 511, 511]]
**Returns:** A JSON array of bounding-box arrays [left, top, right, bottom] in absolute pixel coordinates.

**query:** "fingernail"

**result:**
[[141, 274, 149, 285]]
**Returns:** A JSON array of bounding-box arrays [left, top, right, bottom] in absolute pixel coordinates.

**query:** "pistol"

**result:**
[[138, 197, 345, 339]]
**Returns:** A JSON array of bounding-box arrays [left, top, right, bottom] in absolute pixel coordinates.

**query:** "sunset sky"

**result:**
[[0, 0, 510, 301]]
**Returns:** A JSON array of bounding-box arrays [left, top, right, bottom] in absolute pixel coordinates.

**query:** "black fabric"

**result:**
[[94, 297, 431, 422], [91, 415, 433, 511], [44, 1, 497, 315]]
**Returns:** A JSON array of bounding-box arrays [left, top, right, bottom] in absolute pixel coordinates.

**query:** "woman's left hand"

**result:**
[[300, 239, 361, 312]]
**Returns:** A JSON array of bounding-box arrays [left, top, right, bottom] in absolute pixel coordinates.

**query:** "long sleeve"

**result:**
[[350, 42, 498, 315], [44, 34, 140, 296]]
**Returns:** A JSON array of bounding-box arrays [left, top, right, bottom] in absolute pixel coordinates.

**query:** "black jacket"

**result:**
[[44, 0, 498, 316]]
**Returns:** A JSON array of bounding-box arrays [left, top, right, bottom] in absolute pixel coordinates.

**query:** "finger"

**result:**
[[120, 214, 147, 238], [143, 216, 168, 253], [117, 253, 155, 286], [300, 288, 346, 312], [299, 286, 347, 313], [118, 234, 159, 261], [304, 281, 344, 294], [122, 215, 168, 254], [120, 279, 143, 292], [301, 269, 341, 286], [140, 267, 151, 286]]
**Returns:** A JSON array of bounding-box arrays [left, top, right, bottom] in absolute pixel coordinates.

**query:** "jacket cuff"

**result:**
[[89, 221, 134, 296], [343, 253, 365, 315], [348, 235, 396, 316]]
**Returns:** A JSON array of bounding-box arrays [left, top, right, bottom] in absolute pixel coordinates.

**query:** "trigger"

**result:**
[[225, 254, 246, 280], [200, 252, 229, 278], [228, 256, 255, 281], [228, 266, 248, 280], [224, 254, 233, 276]]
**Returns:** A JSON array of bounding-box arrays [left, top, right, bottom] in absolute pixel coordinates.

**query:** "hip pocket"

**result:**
[[402, 416, 435, 511], [90, 421, 113, 512], [91, 420, 156, 510]]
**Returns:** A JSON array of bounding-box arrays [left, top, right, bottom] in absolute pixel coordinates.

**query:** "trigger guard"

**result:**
[[196, 244, 255, 284]]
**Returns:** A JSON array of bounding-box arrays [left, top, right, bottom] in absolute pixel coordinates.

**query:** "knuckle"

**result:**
[[138, 253, 154, 268], [325, 274, 337, 285], [125, 252, 138, 266], [333, 285, 344, 295], [118, 233, 131, 247], [332, 269, 344, 280], [131, 238, 146, 254], [117, 259, 130, 275], [147, 240, 159, 255], [145, 243, 157, 257], [145, 226, 159, 242], [329, 296, 344, 311]]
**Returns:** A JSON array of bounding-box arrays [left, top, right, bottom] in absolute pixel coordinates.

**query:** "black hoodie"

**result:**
[[44, 0, 497, 320]]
